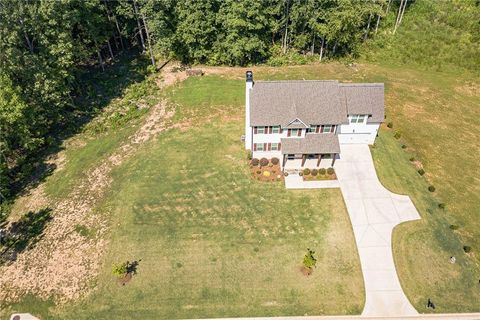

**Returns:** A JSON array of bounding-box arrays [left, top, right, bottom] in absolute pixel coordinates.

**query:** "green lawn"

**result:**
[[4, 61, 480, 317], [371, 130, 480, 312]]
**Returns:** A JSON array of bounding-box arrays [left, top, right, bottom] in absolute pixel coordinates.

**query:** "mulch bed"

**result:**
[[250, 162, 284, 182], [118, 272, 133, 286]]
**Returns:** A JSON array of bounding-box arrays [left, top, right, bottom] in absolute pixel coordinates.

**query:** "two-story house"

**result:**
[[244, 71, 384, 169]]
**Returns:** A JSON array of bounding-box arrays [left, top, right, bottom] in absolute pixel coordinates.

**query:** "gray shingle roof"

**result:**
[[249, 80, 384, 126], [281, 134, 340, 154], [340, 83, 384, 123], [250, 81, 347, 126]]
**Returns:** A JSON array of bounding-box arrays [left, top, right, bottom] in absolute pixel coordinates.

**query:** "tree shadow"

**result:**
[[0, 208, 52, 265], [126, 259, 141, 275], [8, 49, 151, 200]]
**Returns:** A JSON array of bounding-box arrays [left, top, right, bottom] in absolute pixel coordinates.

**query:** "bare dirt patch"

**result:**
[[0, 62, 187, 304]]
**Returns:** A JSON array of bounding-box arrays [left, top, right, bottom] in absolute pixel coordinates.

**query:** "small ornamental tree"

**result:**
[[303, 248, 317, 270], [112, 262, 128, 277]]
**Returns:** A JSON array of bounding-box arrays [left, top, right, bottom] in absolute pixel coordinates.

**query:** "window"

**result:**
[[350, 115, 366, 124], [290, 129, 299, 136], [308, 125, 317, 133], [287, 154, 295, 160], [271, 143, 280, 151], [323, 125, 333, 133], [256, 126, 265, 134], [272, 126, 280, 134], [255, 143, 264, 151]]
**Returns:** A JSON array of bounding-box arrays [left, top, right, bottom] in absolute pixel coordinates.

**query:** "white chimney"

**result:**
[[245, 71, 253, 150]]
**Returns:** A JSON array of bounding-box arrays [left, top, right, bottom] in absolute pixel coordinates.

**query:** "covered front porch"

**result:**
[[280, 133, 340, 170], [282, 153, 338, 170]]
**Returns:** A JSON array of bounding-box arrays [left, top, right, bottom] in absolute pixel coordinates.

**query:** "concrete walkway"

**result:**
[[285, 174, 340, 189], [334, 144, 421, 317]]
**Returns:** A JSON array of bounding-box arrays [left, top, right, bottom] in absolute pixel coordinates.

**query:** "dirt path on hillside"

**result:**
[[0, 64, 183, 304]]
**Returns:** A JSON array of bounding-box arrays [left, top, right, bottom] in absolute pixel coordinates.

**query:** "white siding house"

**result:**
[[244, 72, 384, 169]]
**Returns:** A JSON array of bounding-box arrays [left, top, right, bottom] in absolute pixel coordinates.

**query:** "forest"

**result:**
[[0, 0, 479, 218]]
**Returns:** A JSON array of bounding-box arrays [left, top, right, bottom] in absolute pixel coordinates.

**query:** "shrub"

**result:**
[[387, 122, 393, 128], [246, 150, 252, 160], [418, 169, 425, 176], [259, 158, 269, 167], [428, 185, 436, 192], [112, 262, 127, 277], [271, 157, 279, 165], [401, 144, 407, 149], [311, 169, 318, 176], [394, 132, 401, 139], [251, 158, 259, 166], [319, 168, 326, 175], [409, 157, 415, 162], [303, 248, 317, 270], [299, 172, 303, 176], [303, 168, 311, 175], [256, 170, 261, 174], [284, 172, 289, 177], [263, 171, 271, 177], [463, 245, 472, 253], [449, 224, 459, 230], [438, 203, 445, 209], [327, 167, 335, 175]]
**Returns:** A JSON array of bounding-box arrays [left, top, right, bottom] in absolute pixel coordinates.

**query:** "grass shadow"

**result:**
[[0, 208, 52, 265]]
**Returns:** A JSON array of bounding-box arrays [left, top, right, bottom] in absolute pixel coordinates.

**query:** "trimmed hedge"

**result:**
[[311, 169, 318, 176], [319, 168, 326, 175], [251, 158, 259, 166], [303, 168, 311, 175], [259, 158, 269, 166], [271, 157, 279, 165], [327, 167, 335, 175]]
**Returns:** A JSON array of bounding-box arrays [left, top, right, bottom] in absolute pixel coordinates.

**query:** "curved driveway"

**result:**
[[334, 144, 421, 317]]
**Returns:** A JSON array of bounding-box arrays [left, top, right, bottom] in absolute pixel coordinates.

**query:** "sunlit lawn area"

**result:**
[[4, 61, 479, 317]]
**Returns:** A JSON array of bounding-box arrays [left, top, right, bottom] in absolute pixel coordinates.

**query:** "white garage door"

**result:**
[[338, 133, 372, 144]]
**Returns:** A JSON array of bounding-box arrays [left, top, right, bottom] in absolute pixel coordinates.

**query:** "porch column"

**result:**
[[331, 153, 336, 166], [282, 154, 287, 169], [317, 154, 321, 167], [301, 154, 307, 167]]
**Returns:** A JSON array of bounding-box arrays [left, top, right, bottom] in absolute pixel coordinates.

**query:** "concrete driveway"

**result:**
[[334, 144, 421, 317]]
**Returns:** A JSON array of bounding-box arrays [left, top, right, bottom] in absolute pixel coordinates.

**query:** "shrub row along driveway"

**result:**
[[334, 144, 421, 317]]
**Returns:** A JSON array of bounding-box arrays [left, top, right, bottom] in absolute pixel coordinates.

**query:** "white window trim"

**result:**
[[290, 129, 299, 136], [323, 125, 332, 133], [272, 126, 280, 134], [255, 143, 264, 151], [257, 126, 266, 134], [271, 143, 279, 151], [350, 115, 366, 124]]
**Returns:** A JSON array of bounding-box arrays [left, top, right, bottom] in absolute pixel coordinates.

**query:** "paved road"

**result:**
[[334, 144, 421, 317]]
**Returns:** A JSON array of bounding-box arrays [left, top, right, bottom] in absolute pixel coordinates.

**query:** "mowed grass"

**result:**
[[371, 130, 480, 312], [54, 121, 364, 318]]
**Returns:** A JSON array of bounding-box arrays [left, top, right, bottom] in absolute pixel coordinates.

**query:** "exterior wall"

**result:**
[[338, 116, 380, 144], [244, 81, 253, 150], [252, 150, 282, 160]]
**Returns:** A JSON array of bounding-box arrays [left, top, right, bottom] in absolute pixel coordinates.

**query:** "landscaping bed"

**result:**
[[249, 157, 284, 182], [301, 168, 337, 181]]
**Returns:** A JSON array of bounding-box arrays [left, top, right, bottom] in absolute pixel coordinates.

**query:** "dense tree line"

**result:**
[[0, 0, 398, 211]]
